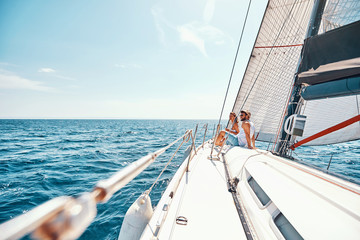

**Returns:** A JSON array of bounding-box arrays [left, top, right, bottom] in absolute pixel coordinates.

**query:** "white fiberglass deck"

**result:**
[[141, 143, 360, 239], [141, 144, 247, 239]]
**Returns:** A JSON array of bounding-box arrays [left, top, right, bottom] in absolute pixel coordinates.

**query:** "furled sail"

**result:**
[[232, 0, 315, 142]]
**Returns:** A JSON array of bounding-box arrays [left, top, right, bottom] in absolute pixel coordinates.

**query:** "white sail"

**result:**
[[232, 0, 314, 142], [297, 0, 360, 145], [321, 0, 360, 32], [233, 0, 360, 146], [299, 94, 360, 145]]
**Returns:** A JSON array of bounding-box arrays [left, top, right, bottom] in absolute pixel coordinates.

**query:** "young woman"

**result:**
[[215, 112, 240, 146]]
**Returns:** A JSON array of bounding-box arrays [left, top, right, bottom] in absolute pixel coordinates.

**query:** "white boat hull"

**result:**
[[138, 144, 360, 239]]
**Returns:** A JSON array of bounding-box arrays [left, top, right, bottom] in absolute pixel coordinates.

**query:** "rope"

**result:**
[[217, 0, 252, 126], [146, 130, 191, 195], [254, 44, 303, 48]]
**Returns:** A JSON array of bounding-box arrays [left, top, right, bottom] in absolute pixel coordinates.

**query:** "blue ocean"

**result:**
[[0, 119, 359, 239]]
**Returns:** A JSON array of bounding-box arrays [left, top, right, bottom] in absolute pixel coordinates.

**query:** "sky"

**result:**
[[0, 0, 267, 119]]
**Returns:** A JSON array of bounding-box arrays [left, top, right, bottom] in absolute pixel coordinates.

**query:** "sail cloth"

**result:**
[[298, 94, 360, 145], [297, 1, 360, 145], [232, 0, 314, 142], [296, 20, 360, 85]]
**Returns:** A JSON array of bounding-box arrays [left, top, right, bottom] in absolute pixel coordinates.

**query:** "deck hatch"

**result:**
[[247, 176, 270, 206]]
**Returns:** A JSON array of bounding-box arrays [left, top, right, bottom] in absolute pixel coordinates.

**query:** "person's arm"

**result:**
[[233, 122, 240, 135], [251, 134, 256, 148], [242, 122, 253, 149], [226, 123, 239, 135]]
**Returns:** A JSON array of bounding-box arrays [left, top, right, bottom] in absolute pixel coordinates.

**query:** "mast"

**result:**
[[276, 0, 327, 156]]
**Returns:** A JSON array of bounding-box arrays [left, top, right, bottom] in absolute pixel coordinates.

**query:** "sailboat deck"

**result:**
[[141, 144, 247, 239]]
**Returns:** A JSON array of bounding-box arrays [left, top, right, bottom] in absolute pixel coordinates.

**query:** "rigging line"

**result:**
[[217, 0, 252, 125], [254, 43, 303, 48], [237, 0, 300, 114]]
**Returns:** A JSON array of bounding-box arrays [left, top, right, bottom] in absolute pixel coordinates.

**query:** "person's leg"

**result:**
[[215, 130, 226, 146], [227, 133, 238, 146]]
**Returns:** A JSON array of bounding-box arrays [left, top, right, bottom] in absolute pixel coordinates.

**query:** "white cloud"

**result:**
[[151, 7, 168, 46], [177, 25, 207, 56], [38, 68, 76, 81], [151, 3, 232, 57], [177, 22, 231, 56], [0, 71, 53, 92], [38, 68, 56, 73], [0, 62, 18, 67], [203, 0, 216, 23]]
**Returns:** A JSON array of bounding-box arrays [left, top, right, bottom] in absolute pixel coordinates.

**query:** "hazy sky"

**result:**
[[0, 0, 267, 119]]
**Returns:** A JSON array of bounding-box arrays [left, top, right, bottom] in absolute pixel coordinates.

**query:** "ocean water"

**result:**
[[0, 119, 359, 240]]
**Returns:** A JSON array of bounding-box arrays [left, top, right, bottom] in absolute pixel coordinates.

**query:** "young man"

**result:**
[[238, 110, 255, 149], [246, 111, 256, 148]]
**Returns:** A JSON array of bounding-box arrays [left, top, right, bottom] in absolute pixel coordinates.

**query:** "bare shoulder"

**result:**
[[242, 121, 250, 126]]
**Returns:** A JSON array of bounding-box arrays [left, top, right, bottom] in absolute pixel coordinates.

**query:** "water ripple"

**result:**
[[0, 119, 358, 240]]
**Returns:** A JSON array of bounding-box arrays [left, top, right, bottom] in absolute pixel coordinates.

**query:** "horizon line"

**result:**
[[0, 118, 222, 120]]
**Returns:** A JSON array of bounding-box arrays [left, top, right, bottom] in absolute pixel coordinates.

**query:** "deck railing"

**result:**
[[0, 130, 196, 240]]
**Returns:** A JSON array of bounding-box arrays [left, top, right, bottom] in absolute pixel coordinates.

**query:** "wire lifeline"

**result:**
[[146, 130, 192, 195], [187, 130, 198, 171], [0, 130, 195, 240]]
